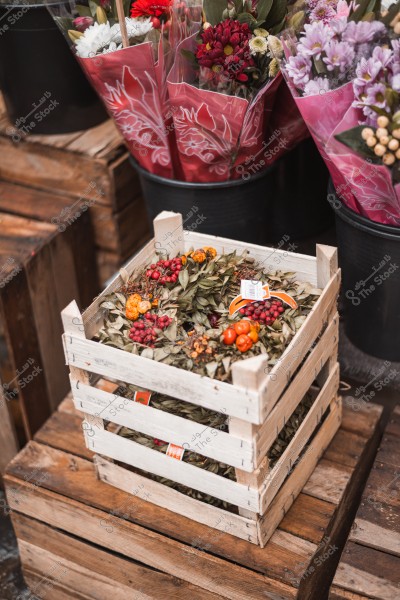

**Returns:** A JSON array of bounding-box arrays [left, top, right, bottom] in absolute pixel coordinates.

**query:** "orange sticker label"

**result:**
[[166, 443, 185, 460], [134, 391, 152, 406], [229, 283, 297, 315]]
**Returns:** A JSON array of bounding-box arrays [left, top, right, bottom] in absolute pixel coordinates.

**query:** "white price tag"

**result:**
[[240, 280, 264, 301]]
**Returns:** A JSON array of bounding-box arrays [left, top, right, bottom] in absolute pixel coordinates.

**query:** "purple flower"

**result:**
[[391, 40, 400, 75], [354, 57, 383, 88], [298, 21, 333, 60], [310, 1, 336, 24], [365, 82, 388, 109], [343, 20, 385, 44], [304, 76, 331, 96], [286, 53, 312, 87], [372, 46, 393, 68], [323, 40, 355, 72], [391, 73, 400, 92], [329, 16, 347, 35]]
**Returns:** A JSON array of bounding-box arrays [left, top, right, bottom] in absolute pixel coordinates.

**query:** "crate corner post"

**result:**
[[316, 244, 339, 288], [61, 300, 104, 439], [153, 211, 184, 255]]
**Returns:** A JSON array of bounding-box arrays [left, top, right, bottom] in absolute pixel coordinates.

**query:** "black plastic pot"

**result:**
[[0, 1, 107, 134], [330, 180, 400, 361], [131, 137, 332, 246]]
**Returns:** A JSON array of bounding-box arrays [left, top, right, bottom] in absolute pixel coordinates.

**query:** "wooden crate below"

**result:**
[[4, 387, 383, 599], [329, 403, 400, 600], [0, 185, 98, 440], [0, 97, 151, 286]]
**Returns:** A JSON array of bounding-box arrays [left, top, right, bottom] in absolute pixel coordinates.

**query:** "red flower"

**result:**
[[195, 19, 255, 85], [130, 0, 172, 18]]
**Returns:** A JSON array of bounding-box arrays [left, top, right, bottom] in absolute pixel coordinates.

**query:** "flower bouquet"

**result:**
[[48, 0, 202, 178], [167, 0, 309, 181], [279, 0, 400, 225], [99, 246, 320, 380]]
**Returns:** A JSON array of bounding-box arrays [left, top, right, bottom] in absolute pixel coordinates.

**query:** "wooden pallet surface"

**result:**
[[4, 394, 383, 599], [330, 405, 400, 600]]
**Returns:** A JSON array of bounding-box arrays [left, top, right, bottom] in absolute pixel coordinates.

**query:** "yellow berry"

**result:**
[[388, 138, 399, 151], [138, 300, 151, 314], [376, 127, 389, 139], [380, 136, 390, 145], [361, 127, 374, 140], [393, 129, 400, 139], [374, 144, 386, 156], [366, 136, 377, 147], [396, 149, 400, 159], [382, 152, 395, 166], [377, 115, 390, 128]]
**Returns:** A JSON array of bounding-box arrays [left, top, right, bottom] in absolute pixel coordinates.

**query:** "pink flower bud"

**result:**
[[72, 16, 93, 32]]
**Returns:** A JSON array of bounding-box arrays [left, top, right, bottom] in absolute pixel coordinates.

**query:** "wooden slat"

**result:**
[[88, 427, 259, 511], [258, 399, 342, 545], [256, 318, 339, 460], [95, 455, 259, 545], [349, 518, 400, 557], [14, 513, 222, 600], [63, 334, 260, 423], [260, 368, 340, 512], [302, 459, 352, 505], [184, 231, 318, 284], [261, 272, 340, 418], [73, 381, 254, 470], [332, 542, 400, 600]]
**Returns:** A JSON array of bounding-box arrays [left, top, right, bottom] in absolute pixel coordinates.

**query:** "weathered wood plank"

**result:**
[[14, 513, 223, 600], [332, 542, 400, 600]]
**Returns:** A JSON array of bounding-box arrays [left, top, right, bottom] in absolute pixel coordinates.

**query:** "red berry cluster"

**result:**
[[239, 299, 285, 325], [145, 257, 183, 285], [153, 438, 167, 446], [129, 314, 172, 347]]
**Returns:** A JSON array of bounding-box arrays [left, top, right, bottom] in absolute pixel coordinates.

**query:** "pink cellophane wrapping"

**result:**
[[284, 71, 400, 225], [79, 40, 175, 179], [167, 33, 307, 182]]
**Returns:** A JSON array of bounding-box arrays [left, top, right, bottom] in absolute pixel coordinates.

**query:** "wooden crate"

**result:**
[[61, 211, 341, 546], [4, 390, 383, 599], [0, 96, 151, 284], [0, 185, 98, 441], [329, 403, 400, 600]]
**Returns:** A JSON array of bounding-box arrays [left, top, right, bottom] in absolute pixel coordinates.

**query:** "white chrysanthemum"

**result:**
[[125, 17, 153, 39], [75, 22, 116, 58], [249, 36, 269, 56], [75, 18, 153, 58], [267, 35, 283, 59]]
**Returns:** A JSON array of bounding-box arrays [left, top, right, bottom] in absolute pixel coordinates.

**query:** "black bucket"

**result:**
[[0, 1, 107, 134], [330, 181, 400, 361], [131, 137, 333, 246]]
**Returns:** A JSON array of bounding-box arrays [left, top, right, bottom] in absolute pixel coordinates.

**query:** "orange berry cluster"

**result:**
[[222, 319, 260, 353]]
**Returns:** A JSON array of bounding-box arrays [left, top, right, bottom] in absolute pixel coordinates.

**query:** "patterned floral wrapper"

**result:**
[[283, 76, 400, 225], [47, 0, 202, 179], [79, 37, 175, 179], [327, 105, 400, 226], [167, 33, 307, 182]]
